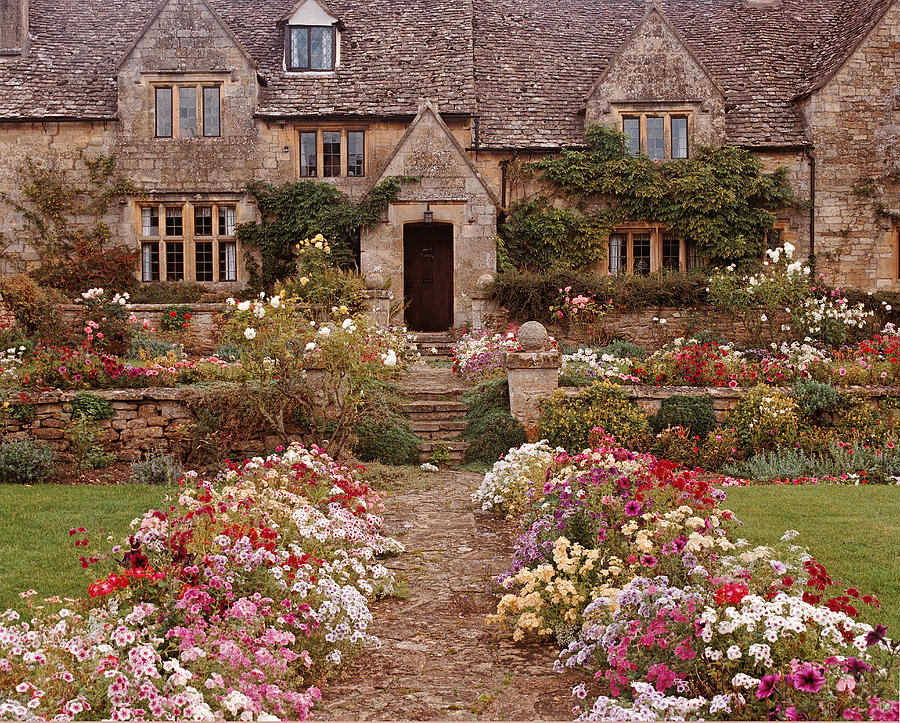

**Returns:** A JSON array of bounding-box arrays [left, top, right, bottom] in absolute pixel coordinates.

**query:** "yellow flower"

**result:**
[[300, 277, 309, 286]]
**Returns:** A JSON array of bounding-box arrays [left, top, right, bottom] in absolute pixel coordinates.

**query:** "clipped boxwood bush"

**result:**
[[0, 438, 55, 484], [539, 380, 650, 453], [650, 394, 717, 439], [462, 378, 527, 464]]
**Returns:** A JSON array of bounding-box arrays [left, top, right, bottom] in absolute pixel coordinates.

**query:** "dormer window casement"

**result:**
[[286, 25, 336, 71], [282, 0, 341, 72]]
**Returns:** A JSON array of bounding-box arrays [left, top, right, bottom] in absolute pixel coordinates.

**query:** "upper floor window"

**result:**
[[607, 227, 703, 275], [622, 113, 690, 160], [286, 25, 335, 70], [155, 84, 221, 139], [297, 129, 365, 178]]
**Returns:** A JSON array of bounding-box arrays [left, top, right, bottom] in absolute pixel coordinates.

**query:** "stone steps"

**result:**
[[417, 440, 467, 465], [397, 362, 471, 466], [408, 333, 456, 362]]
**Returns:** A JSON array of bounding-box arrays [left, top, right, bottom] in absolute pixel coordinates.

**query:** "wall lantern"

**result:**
[[423, 204, 433, 224]]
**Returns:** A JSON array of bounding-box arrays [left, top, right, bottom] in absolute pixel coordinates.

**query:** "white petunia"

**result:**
[[243, 327, 257, 340]]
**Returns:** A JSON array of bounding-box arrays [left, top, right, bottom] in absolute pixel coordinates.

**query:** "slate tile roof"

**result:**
[[0, 0, 894, 148]]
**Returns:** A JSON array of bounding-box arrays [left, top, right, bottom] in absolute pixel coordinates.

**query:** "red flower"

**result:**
[[169, 310, 177, 317], [715, 583, 749, 606]]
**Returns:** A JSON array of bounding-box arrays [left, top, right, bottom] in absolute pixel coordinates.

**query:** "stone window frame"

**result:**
[[284, 24, 338, 72], [616, 106, 693, 160], [606, 224, 700, 275], [151, 78, 224, 139], [295, 127, 366, 178], [139, 201, 239, 284]]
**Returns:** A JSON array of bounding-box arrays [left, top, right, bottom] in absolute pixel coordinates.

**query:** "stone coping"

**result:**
[[60, 303, 224, 312], [559, 384, 900, 399]]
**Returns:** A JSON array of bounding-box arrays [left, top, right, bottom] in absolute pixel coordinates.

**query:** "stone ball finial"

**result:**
[[518, 321, 549, 351], [365, 272, 385, 290], [475, 272, 495, 296]]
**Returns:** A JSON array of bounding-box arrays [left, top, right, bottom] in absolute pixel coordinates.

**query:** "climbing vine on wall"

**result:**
[[237, 176, 419, 289], [0, 152, 143, 292], [500, 125, 797, 270]]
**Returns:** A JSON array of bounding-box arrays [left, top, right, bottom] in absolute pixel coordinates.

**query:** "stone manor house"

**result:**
[[0, 0, 898, 330]]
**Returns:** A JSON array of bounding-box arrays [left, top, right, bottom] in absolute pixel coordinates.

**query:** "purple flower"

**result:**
[[790, 663, 827, 694], [624, 500, 642, 516], [640, 554, 658, 568], [865, 624, 888, 648], [756, 673, 781, 700], [785, 707, 804, 721], [842, 657, 872, 677]]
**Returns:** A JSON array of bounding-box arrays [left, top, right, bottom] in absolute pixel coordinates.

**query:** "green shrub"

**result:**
[[130, 452, 183, 486], [430, 441, 451, 469], [70, 392, 114, 422], [462, 378, 528, 463], [214, 342, 242, 362], [539, 381, 650, 452], [0, 438, 55, 484], [651, 394, 717, 439], [724, 441, 900, 483], [652, 425, 701, 467], [597, 339, 647, 360], [791, 379, 845, 421], [700, 427, 740, 470], [9, 404, 35, 425], [128, 335, 178, 360], [67, 416, 116, 471], [727, 385, 799, 455], [558, 368, 593, 388], [353, 417, 421, 466], [465, 409, 527, 464], [490, 269, 709, 323], [0, 274, 63, 339]]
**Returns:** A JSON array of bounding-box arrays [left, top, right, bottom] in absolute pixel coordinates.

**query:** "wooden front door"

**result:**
[[404, 222, 453, 331]]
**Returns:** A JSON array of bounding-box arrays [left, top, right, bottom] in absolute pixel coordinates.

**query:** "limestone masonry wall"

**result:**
[[0, 291, 15, 331]]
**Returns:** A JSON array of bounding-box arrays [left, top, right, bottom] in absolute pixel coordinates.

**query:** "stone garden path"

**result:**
[[313, 470, 580, 721]]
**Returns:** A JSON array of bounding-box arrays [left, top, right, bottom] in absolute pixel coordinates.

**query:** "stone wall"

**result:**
[[59, 303, 223, 355], [803, 1, 900, 290], [0, 291, 15, 331], [2, 387, 293, 462]]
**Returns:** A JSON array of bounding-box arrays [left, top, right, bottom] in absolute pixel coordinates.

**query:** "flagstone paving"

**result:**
[[313, 470, 580, 721]]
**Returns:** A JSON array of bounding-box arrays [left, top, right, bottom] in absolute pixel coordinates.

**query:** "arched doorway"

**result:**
[[404, 221, 453, 331]]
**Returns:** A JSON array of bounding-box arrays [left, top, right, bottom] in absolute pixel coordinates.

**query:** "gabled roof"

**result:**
[[117, 0, 257, 71], [0, 0, 895, 148], [372, 100, 500, 206], [585, 6, 726, 104]]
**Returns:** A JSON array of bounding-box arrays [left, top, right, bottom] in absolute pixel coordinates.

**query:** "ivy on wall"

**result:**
[[0, 153, 143, 292], [500, 125, 798, 270], [237, 176, 419, 289]]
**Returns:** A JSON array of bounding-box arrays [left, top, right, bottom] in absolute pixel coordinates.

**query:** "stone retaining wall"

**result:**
[[2, 387, 287, 462], [0, 292, 15, 331], [567, 384, 900, 422], [59, 305, 224, 355]]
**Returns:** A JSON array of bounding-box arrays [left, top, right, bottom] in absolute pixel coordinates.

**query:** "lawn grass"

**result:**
[[723, 485, 900, 633], [0, 484, 168, 615]]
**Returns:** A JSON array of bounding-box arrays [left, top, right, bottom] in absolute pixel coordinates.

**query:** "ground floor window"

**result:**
[[606, 226, 704, 274], [139, 201, 239, 283]]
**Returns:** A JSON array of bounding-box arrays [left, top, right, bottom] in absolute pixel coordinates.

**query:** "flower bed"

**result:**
[[0, 444, 402, 720], [478, 432, 899, 721], [451, 326, 522, 383]]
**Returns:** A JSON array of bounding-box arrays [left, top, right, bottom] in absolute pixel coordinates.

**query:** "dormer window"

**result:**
[[286, 25, 336, 71]]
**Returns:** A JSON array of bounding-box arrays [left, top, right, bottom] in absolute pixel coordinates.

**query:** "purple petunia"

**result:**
[[865, 624, 888, 647], [624, 500, 642, 516], [790, 663, 827, 694], [843, 657, 872, 677], [756, 673, 781, 700], [640, 554, 658, 568]]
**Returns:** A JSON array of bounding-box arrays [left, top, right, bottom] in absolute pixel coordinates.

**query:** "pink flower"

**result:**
[[791, 663, 827, 693], [839, 368, 847, 376]]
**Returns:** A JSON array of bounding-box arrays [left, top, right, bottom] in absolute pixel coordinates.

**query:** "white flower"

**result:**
[[760, 314, 768, 322], [304, 341, 317, 352], [237, 301, 251, 312], [342, 318, 354, 330], [243, 327, 257, 340], [254, 304, 266, 318], [420, 463, 439, 472], [270, 296, 281, 309], [783, 241, 795, 259], [318, 326, 331, 336], [726, 645, 742, 660], [382, 349, 398, 367], [226, 297, 236, 305]]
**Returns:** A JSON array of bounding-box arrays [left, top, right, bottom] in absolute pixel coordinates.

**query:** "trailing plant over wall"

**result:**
[[237, 176, 419, 289], [0, 152, 143, 293], [501, 125, 797, 270]]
